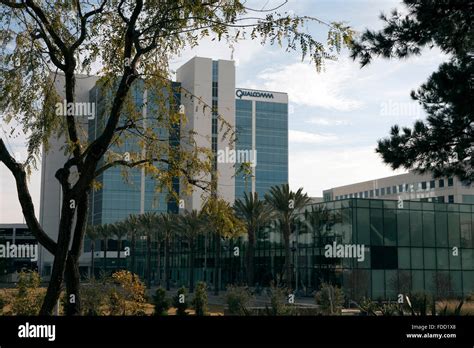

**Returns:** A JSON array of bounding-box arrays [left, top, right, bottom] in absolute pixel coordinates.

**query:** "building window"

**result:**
[[335, 196, 339, 200], [399, 184, 403, 193], [381, 188, 385, 196], [387, 187, 391, 195], [392, 186, 397, 194], [421, 181, 427, 189], [448, 195, 454, 203], [364, 191, 369, 198], [448, 177, 454, 187], [375, 188, 379, 196], [439, 179, 445, 188], [370, 190, 374, 197], [430, 180, 435, 189], [437, 196, 445, 203], [371, 246, 398, 270]]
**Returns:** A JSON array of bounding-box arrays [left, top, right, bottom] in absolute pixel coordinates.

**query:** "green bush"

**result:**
[[12, 271, 43, 315], [192, 282, 208, 316], [0, 290, 8, 315], [265, 283, 292, 316], [315, 283, 344, 315], [225, 286, 252, 315], [406, 292, 433, 316], [153, 287, 170, 316], [173, 287, 189, 316], [80, 280, 108, 316]]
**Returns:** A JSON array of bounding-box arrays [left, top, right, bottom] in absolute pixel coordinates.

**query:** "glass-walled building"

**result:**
[[162, 198, 473, 300], [235, 91, 288, 201]]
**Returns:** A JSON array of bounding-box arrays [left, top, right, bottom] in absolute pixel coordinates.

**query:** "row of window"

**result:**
[[335, 178, 455, 201]]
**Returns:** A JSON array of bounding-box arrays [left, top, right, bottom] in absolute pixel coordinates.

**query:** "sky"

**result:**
[[0, 0, 448, 223]]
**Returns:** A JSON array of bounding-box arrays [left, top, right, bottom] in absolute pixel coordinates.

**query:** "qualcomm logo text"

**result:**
[[236, 89, 274, 100]]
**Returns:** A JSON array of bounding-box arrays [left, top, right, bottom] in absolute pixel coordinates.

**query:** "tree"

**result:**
[[158, 213, 176, 291], [85, 225, 99, 279], [265, 184, 310, 288], [112, 221, 128, 270], [0, 0, 353, 315], [176, 210, 205, 293], [97, 224, 112, 275], [136, 212, 157, 288], [201, 197, 245, 295], [304, 205, 329, 288], [124, 214, 140, 275], [234, 192, 271, 286], [350, 0, 473, 183]]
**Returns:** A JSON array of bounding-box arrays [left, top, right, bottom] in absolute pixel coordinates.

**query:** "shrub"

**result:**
[[315, 283, 344, 315], [110, 271, 147, 315], [108, 289, 125, 316], [153, 287, 170, 316], [80, 279, 108, 316], [225, 286, 252, 315], [12, 271, 43, 315], [192, 282, 208, 316], [265, 283, 291, 316], [405, 292, 433, 316], [0, 290, 9, 315], [173, 287, 189, 316]]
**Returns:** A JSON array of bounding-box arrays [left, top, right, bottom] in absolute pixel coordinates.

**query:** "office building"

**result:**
[[166, 198, 474, 299], [0, 223, 38, 281], [323, 171, 474, 204], [39, 57, 289, 277]]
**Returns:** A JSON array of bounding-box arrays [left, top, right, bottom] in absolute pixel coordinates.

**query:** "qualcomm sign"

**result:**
[[236, 89, 274, 100]]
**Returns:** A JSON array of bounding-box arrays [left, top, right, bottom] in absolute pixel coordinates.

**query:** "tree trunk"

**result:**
[[64, 255, 81, 315], [189, 239, 195, 293], [103, 238, 108, 275], [146, 235, 151, 288], [165, 236, 170, 291], [283, 223, 292, 289], [90, 240, 95, 279], [131, 233, 136, 275], [40, 199, 75, 315], [156, 242, 161, 286], [214, 236, 221, 296], [247, 228, 255, 286], [117, 238, 121, 270]]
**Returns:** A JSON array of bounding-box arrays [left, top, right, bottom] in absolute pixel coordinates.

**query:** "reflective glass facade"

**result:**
[[88, 81, 180, 226], [161, 199, 473, 300], [234, 100, 288, 200]]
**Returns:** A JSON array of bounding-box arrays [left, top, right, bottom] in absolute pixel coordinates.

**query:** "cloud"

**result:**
[[306, 117, 351, 126], [289, 146, 406, 197], [289, 129, 338, 144], [251, 58, 364, 111]]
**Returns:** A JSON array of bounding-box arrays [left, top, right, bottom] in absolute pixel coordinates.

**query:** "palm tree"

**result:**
[[158, 213, 176, 291], [234, 192, 272, 286], [124, 214, 140, 275], [97, 223, 113, 275], [265, 184, 310, 289], [201, 197, 246, 295], [112, 221, 128, 271], [136, 212, 157, 288], [176, 210, 204, 293], [85, 225, 99, 279]]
